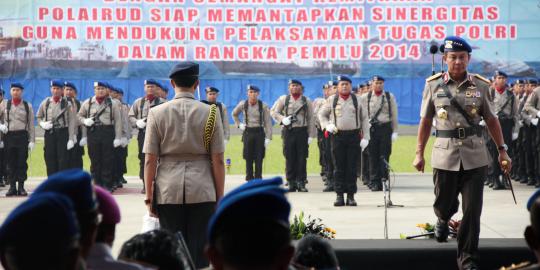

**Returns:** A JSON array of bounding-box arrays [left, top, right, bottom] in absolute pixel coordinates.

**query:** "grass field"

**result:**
[[27, 135, 434, 177]]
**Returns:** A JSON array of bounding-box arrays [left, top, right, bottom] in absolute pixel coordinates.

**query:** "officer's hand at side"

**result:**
[[113, 139, 121, 148], [537, 111, 540, 118], [264, 138, 271, 147], [0, 124, 8, 134], [39, 121, 53, 130], [479, 120, 486, 126], [79, 137, 87, 147], [121, 137, 128, 147], [391, 132, 398, 142], [83, 118, 94, 127], [325, 124, 337, 134], [239, 123, 246, 131], [413, 155, 425, 173], [532, 118, 539, 126], [67, 140, 74, 150], [281, 116, 292, 126], [308, 137, 314, 145], [519, 120, 523, 127], [0, 141, 4, 149], [28, 142, 34, 152], [512, 132, 519, 141], [360, 139, 369, 151], [136, 119, 146, 129], [498, 154, 512, 174]]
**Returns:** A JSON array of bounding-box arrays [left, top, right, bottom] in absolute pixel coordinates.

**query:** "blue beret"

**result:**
[[372, 75, 385, 82], [64, 81, 77, 91], [206, 86, 220, 93], [328, 80, 338, 87], [247, 84, 260, 92], [207, 177, 290, 241], [93, 81, 107, 88], [144, 79, 159, 86], [168, 62, 199, 79], [443, 36, 472, 53], [529, 79, 538, 84], [528, 189, 540, 211], [10, 82, 24, 90], [358, 84, 366, 88], [288, 79, 302, 86], [494, 70, 508, 78], [50, 80, 64, 88], [337, 75, 352, 83], [111, 87, 123, 94], [0, 192, 79, 249], [33, 169, 97, 215], [515, 79, 526, 84]]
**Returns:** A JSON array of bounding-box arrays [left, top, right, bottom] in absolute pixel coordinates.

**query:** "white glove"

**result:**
[[325, 123, 337, 134], [281, 116, 292, 126], [72, 135, 78, 144], [121, 137, 128, 147], [39, 121, 53, 131], [512, 132, 519, 141], [83, 118, 94, 127], [308, 137, 314, 145], [478, 120, 486, 126], [79, 137, 87, 147], [519, 120, 524, 127], [224, 139, 228, 145], [113, 139, 121, 148], [537, 111, 540, 118], [532, 118, 539, 126], [391, 132, 398, 142], [136, 119, 147, 129], [28, 142, 34, 152], [0, 124, 8, 134], [0, 141, 4, 149], [360, 139, 369, 151], [239, 123, 246, 131], [264, 138, 271, 147], [67, 140, 74, 150]]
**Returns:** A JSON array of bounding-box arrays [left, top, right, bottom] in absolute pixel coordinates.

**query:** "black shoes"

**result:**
[[6, 185, 17, 197], [346, 193, 357, 206], [434, 220, 449, 242], [297, 182, 308, 192], [334, 194, 345, 207]]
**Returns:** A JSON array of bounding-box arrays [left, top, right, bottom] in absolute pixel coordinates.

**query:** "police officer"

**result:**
[[414, 36, 511, 270], [271, 79, 316, 192], [312, 83, 328, 187], [513, 79, 529, 183], [37, 80, 76, 176], [0, 87, 5, 188], [322, 80, 338, 192], [157, 82, 169, 100], [0, 82, 35, 197], [202, 86, 230, 145], [128, 79, 166, 193], [64, 81, 85, 169], [232, 84, 272, 181], [484, 71, 519, 189], [78, 81, 123, 192], [519, 79, 537, 186], [109, 86, 130, 190], [319, 75, 370, 206], [362, 75, 398, 191], [117, 88, 131, 185], [143, 62, 225, 268], [525, 78, 540, 187]]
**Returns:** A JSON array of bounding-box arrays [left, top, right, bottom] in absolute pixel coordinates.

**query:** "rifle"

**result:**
[[47, 108, 68, 134], [282, 103, 307, 130], [89, 102, 110, 132], [502, 160, 517, 204]]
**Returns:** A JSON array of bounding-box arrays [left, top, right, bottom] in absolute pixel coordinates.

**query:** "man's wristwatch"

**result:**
[[498, 144, 508, 151], [144, 198, 152, 205]]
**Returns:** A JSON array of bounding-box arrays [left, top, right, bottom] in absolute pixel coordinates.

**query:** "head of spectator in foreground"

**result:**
[[118, 229, 193, 270], [291, 235, 340, 270], [525, 190, 540, 262], [32, 169, 99, 259], [94, 186, 121, 247], [0, 193, 81, 270], [206, 177, 294, 270]]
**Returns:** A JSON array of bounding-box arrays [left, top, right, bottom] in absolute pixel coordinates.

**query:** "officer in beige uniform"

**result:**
[[129, 79, 166, 193], [0, 83, 35, 197], [109, 86, 130, 190], [78, 81, 123, 191], [312, 83, 329, 188], [362, 75, 399, 191], [0, 88, 5, 188], [271, 79, 316, 192], [143, 62, 225, 269], [64, 81, 86, 169], [202, 86, 230, 145], [515, 79, 533, 184], [319, 75, 370, 206], [232, 84, 272, 180], [414, 36, 511, 270], [37, 80, 77, 176], [524, 79, 540, 187]]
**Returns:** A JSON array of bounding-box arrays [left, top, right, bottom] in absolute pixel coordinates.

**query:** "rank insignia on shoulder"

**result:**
[[474, 74, 491, 84], [426, 72, 443, 82]]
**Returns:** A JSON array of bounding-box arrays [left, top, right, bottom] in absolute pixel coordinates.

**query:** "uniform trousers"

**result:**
[[88, 126, 115, 189], [68, 131, 84, 169], [5, 131, 29, 184], [283, 127, 308, 187], [157, 202, 215, 269], [0, 147, 5, 181], [323, 133, 335, 186], [433, 165, 486, 269], [488, 118, 514, 181], [317, 129, 326, 179], [331, 130, 360, 194], [44, 127, 70, 176], [137, 129, 146, 180], [361, 148, 370, 184], [368, 122, 393, 187], [242, 127, 265, 180], [522, 126, 536, 181]]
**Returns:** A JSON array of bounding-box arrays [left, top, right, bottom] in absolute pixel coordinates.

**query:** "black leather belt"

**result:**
[[336, 129, 360, 136], [435, 126, 482, 139]]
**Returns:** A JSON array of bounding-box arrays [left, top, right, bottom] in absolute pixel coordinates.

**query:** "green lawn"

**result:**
[[28, 135, 434, 177]]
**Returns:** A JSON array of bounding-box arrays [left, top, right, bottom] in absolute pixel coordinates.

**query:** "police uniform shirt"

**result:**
[[121, 103, 132, 139], [77, 97, 123, 140], [67, 97, 87, 138], [270, 95, 316, 138], [36, 97, 77, 139], [420, 72, 495, 171], [0, 100, 35, 143], [519, 94, 532, 125], [361, 91, 399, 132], [318, 95, 370, 138], [312, 97, 326, 130], [490, 87, 519, 132], [128, 97, 166, 128], [143, 92, 225, 204], [232, 100, 273, 140], [524, 87, 540, 120], [220, 105, 230, 141]]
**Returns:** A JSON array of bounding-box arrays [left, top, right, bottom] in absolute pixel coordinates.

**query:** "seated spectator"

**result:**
[[118, 229, 193, 270], [291, 235, 340, 270], [520, 190, 540, 270], [32, 169, 99, 261], [205, 177, 294, 270], [87, 186, 147, 270], [0, 192, 81, 270]]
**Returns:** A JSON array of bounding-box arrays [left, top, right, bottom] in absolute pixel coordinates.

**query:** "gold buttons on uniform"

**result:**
[[456, 122, 461, 127]]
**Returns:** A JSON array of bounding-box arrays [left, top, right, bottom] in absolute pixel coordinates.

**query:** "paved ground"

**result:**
[[0, 173, 532, 256]]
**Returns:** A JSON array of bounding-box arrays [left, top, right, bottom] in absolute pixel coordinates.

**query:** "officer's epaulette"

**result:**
[[499, 261, 532, 270], [426, 72, 443, 82], [474, 74, 491, 84]]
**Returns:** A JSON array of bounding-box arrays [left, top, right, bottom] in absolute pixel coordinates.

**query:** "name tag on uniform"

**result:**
[[436, 90, 447, 98]]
